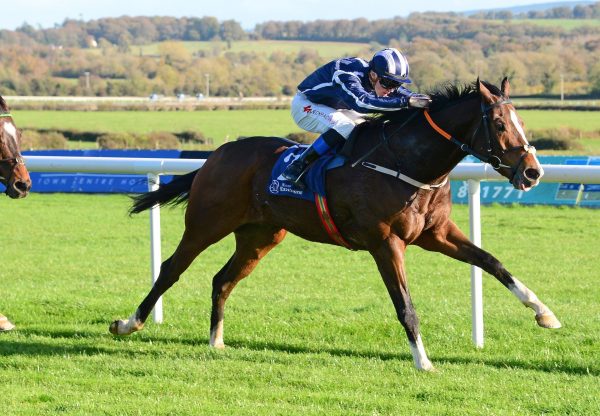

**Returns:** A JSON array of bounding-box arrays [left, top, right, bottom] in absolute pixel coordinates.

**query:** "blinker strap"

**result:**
[[0, 112, 12, 118]]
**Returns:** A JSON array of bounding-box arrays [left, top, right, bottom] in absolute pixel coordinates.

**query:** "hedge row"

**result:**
[[21, 129, 212, 150], [19, 127, 598, 151]]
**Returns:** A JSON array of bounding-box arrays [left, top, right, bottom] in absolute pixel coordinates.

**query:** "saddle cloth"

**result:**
[[268, 145, 345, 200]]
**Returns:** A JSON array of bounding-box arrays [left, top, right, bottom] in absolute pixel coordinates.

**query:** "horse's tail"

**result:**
[[129, 169, 198, 215]]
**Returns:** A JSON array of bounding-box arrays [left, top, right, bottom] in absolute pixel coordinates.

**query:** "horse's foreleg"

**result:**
[[210, 225, 287, 348], [370, 234, 435, 371], [0, 313, 15, 331], [416, 221, 561, 329]]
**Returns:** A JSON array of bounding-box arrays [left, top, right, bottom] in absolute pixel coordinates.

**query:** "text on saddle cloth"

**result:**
[[268, 144, 345, 201]]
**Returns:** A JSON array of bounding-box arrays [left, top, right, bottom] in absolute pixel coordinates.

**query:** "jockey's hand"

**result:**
[[408, 94, 432, 109]]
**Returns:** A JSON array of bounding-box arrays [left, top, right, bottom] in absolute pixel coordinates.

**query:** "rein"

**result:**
[[351, 111, 448, 191], [424, 99, 537, 180]]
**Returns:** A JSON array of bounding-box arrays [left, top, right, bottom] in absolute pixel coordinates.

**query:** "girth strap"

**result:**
[[314, 194, 353, 250]]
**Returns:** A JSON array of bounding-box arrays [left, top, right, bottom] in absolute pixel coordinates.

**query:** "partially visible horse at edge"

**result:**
[[110, 79, 561, 371], [0, 95, 32, 332]]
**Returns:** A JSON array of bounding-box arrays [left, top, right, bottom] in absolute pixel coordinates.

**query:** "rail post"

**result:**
[[148, 173, 163, 323], [468, 179, 484, 348]]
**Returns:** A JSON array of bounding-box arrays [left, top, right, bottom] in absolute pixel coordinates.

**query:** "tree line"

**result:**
[[0, 3, 599, 97]]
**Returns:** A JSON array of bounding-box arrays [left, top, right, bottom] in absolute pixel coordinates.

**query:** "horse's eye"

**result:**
[[495, 121, 506, 132]]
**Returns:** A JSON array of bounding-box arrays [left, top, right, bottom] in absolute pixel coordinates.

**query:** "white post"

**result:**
[[468, 179, 484, 348], [148, 173, 163, 323]]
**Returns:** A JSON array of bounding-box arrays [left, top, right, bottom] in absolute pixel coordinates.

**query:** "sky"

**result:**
[[0, 0, 578, 31]]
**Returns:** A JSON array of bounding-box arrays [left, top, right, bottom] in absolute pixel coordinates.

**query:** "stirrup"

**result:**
[[281, 162, 304, 182], [291, 168, 309, 189]]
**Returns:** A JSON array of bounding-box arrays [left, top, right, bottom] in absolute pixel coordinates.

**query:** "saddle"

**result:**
[[268, 143, 351, 249]]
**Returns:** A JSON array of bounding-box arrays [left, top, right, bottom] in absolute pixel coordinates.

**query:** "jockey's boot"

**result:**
[[281, 144, 320, 187]]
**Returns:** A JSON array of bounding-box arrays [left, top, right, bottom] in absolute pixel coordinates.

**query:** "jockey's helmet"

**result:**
[[369, 48, 411, 85]]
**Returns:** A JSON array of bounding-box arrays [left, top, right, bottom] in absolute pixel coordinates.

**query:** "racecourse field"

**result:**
[[0, 194, 598, 415], [15, 109, 600, 153]]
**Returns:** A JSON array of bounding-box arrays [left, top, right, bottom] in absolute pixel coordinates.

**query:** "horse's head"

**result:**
[[475, 78, 543, 191], [0, 96, 31, 198]]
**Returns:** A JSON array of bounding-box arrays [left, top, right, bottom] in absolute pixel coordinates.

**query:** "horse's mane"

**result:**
[[0, 96, 8, 113], [368, 80, 503, 127]]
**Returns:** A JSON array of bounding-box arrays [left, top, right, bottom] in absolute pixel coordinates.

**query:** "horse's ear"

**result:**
[[501, 77, 511, 98], [477, 79, 494, 103]]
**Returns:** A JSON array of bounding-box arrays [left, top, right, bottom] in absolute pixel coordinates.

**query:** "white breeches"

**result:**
[[291, 92, 365, 139]]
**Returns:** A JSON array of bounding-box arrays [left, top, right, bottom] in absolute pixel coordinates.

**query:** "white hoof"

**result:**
[[210, 340, 225, 350], [0, 316, 15, 332], [536, 312, 562, 329], [109, 317, 144, 335], [415, 360, 436, 372]]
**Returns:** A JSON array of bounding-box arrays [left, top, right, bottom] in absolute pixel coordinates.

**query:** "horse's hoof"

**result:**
[[416, 362, 436, 372], [536, 313, 561, 329], [414, 359, 436, 372], [210, 341, 225, 350], [109, 320, 122, 335], [0, 319, 15, 332]]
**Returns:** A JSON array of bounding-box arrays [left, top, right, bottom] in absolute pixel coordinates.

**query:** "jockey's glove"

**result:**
[[408, 94, 432, 109]]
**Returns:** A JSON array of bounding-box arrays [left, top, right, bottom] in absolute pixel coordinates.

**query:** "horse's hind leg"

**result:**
[[110, 212, 242, 336], [416, 220, 561, 329], [210, 224, 287, 348], [0, 313, 15, 331]]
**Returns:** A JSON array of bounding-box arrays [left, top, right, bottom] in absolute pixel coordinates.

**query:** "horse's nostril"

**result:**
[[524, 168, 540, 181], [14, 181, 30, 193]]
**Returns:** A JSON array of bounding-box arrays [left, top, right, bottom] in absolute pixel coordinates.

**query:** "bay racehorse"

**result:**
[[110, 79, 561, 371], [0, 96, 32, 332]]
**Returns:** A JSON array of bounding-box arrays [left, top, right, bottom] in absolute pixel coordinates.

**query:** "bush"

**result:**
[[146, 132, 180, 149], [176, 130, 212, 145], [97, 131, 181, 149], [21, 130, 68, 149], [97, 132, 140, 149], [528, 127, 585, 150], [285, 131, 318, 144]]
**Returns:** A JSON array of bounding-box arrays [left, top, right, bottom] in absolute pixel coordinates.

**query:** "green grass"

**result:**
[[519, 110, 600, 131], [0, 194, 599, 415], [15, 108, 600, 153], [136, 40, 370, 60], [16, 109, 300, 147]]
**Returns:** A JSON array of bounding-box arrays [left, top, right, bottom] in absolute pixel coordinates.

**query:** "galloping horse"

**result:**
[[110, 79, 561, 371], [0, 96, 32, 332]]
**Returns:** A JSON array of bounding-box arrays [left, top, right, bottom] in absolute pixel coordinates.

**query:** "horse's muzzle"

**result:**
[[6, 179, 31, 199], [512, 163, 544, 191]]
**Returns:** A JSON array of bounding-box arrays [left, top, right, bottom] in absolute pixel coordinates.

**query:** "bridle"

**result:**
[[352, 95, 537, 190], [424, 98, 537, 181], [0, 111, 26, 189]]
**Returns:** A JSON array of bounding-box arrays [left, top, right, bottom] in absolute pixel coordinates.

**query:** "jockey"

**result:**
[[282, 47, 432, 186]]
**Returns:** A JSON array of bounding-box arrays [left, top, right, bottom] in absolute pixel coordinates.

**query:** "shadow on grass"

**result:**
[[2, 327, 596, 376], [221, 338, 598, 376]]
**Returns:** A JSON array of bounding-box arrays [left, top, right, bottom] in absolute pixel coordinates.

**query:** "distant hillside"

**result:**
[[464, 1, 595, 15]]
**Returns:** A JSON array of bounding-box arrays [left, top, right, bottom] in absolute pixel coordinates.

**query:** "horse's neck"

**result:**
[[366, 100, 480, 184]]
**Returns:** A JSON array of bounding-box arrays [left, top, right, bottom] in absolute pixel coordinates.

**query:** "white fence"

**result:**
[[23, 156, 600, 345]]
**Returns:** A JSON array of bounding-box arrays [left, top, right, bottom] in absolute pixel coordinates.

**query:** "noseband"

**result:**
[[424, 99, 537, 180], [0, 112, 26, 190]]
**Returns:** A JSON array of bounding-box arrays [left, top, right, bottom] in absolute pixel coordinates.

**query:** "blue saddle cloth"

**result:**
[[268, 145, 346, 201]]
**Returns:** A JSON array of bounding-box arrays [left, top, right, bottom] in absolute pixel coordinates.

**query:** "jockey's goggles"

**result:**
[[378, 77, 402, 90]]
